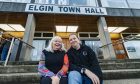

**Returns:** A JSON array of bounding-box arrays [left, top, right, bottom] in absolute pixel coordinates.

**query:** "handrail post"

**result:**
[[4, 37, 15, 67]]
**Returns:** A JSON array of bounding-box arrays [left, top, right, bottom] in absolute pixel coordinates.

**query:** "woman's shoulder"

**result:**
[[82, 44, 91, 50], [42, 49, 48, 53], [42, 49, 51, 55]]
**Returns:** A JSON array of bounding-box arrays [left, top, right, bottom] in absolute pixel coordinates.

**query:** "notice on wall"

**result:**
[[25, 4, 107, 15]]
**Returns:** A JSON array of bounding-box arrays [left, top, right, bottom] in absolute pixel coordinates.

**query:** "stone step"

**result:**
[[0, 61, 38, 65], [104, 79, 140, 84], [0, 62, 140, 74], [100, 62, 140, 70], [0, 65, 37, 74], [103, 69, 140, 80], [99, 59, 140, 63], [0, 69, 140, 83], [0, 73, 39, 84], [1, 59, 140, 65]]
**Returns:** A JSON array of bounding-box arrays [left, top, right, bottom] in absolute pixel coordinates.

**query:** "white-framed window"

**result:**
[[35, 0, 50, 4], [101, 0, 128, 8], [69, 0, 98, 6], [124, 40, 140, 59], [0, 0, 31, 3], [34, 0, 99, 6], [87, 0, 98, 6], [127, 0, 140, 9], [35, 0, 69, 5]]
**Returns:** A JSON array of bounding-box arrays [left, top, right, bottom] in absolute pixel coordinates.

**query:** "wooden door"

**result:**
[[62, 38, 71, 50]]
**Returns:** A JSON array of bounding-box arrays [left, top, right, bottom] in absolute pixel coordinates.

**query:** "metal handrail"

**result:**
[[99, 35, 139, 48], [0, 33, 35, 66], [0, 33, 35, 49], [4, 37, 14, 66]]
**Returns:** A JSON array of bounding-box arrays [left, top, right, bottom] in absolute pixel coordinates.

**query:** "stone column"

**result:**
[[20, 14, 36, 61], [97, 17, 116, 59]]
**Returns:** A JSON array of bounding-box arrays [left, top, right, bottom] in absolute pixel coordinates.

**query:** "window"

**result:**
[[34, 0, 99, 6], [87, 0, 98, 6], [69, 0, 86, 6], [43, 33, 53, 37], [82, 40, 103, 59], [0, 0, 31, 3], [101, 0, 128, 8], [79, 33, 89, 37], [34, 33, 42, 37], [35, 0, 50, 4], [124, 40, 140, 59], [69, 0, 98, 6], [127, 0, 140, 9]]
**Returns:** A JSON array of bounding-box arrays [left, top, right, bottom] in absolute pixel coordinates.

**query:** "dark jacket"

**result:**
[[67, 44, 103, 80]]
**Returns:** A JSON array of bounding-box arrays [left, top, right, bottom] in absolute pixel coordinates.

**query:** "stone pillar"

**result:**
[[97, 17, 116, 59], [20, 14, 36, 61]]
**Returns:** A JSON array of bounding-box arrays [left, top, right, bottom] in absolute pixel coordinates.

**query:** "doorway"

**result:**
[[62, 38, 71, 50]]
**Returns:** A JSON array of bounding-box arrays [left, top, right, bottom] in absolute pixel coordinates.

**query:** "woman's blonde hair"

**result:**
[[45, 36, 66, 52]]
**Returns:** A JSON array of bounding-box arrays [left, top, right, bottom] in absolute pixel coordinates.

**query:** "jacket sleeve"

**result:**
[[38, 52, 55, 77], [87, 46, 103, 80], [56, 54, 69, 77], [67, 52, 83, 73]]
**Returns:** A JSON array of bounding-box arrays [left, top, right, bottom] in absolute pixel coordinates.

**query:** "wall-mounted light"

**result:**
[[56, 25, 78, 32], [0, 24, 15, 31], [0, 24, 25, 31], [108, 27, 128, 33], [56, 26, 67, 32], [9, 24, 25, 31], [67, 26, 78, 32]]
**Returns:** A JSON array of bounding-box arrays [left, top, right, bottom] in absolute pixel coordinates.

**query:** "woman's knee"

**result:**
[[40, 77, 52, 84], [60, 77, 68, 84]]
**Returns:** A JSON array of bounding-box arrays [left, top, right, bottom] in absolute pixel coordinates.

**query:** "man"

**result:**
[[67, 34, 103, 84]]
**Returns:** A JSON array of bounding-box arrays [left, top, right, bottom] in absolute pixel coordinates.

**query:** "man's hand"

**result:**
[[84, 69, 100, 84]]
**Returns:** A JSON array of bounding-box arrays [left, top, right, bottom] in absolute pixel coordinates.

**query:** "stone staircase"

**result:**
[[0, 62, 39, 84], [0, 59, 140, 84], [100, 59, 140, 84]]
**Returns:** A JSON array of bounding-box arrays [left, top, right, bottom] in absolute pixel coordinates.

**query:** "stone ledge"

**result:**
[[0, 62, 140, 73], [100, 62, 140, 70], [0, 73, 39, 83], [99, 59, 140, 63], [0, 69, 140, 83], [1, 59, 140, 65], [0, 65, 37, 74], [104, 78, 140, 84], [103, 69, 140, 80]]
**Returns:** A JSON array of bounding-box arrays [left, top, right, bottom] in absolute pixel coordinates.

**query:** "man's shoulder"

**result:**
[[81, 44, 90, 49], [81, 44, 94, 53]]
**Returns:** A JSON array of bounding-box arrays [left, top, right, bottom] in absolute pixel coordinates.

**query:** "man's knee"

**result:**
[[68, 71, 82, 81], [69, 71, 81, 77], [68, 71, 82, 84]]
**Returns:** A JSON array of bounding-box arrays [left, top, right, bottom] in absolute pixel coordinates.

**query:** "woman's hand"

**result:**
[[84, 69, 100, 84], [51, 76, 60, 84]]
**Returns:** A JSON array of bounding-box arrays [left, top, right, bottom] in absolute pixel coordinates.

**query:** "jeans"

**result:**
[[40, 76, 68, 84], [68, 71, 103, 84]]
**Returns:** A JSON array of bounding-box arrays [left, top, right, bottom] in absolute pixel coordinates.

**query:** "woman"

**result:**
[[38, 36, 69, 84], [67, 34, 103, 84]]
